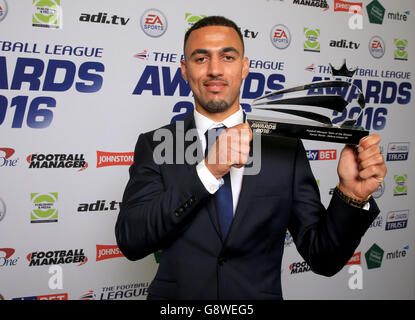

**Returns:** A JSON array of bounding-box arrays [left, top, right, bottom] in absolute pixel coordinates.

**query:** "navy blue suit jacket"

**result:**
[[115, 114, 379, 300]]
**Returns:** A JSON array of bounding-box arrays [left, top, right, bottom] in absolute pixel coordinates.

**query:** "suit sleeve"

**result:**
[[115, 132, 210, 261], [288, 139, 379, 276]]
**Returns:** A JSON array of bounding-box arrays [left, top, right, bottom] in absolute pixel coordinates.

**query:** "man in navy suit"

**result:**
[[115, 16, 387, 300]]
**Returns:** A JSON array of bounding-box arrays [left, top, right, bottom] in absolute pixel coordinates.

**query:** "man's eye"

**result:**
[[196, 57, 207, 62], [224, 55, 235, 61]]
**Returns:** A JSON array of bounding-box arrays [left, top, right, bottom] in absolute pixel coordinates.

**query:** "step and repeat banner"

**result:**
[[0, 0, 414, 300]]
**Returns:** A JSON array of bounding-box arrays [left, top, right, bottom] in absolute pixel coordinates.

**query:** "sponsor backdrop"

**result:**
[[0, 0, 414, 300]]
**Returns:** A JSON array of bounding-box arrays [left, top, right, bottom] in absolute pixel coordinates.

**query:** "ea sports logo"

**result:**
[[0, 0, 8, 23], [140, 9, 167, 38], [270, 24, 291, 49], [369, 36, 385, 59]]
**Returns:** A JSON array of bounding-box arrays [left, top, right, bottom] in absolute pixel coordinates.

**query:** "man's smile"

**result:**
[[203, 79, 228, 93]]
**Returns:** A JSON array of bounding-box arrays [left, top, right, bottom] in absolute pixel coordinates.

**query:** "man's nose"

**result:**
[[207, 56, 223, 77]]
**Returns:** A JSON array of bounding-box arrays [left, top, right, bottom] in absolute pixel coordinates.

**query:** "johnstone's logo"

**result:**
[[27, 249, 87, 267], [96, 245, 125, 261], [27, 153, 88, 171], [306, 149, 336, 160], [387, 142, 409, 161], [0, 147, 18, 168], [96, 151, 134, 168], [140, 9, 167, 38], [334, 0, 362, 13]]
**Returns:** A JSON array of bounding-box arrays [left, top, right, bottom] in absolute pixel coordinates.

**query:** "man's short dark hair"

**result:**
[[183, 16, 244, 57]]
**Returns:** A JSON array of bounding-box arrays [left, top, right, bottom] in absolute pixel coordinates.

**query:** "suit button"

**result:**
[[175, 208, 184, 217]]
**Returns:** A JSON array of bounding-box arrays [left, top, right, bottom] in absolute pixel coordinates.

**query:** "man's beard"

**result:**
[[201, 99, 230, 113]]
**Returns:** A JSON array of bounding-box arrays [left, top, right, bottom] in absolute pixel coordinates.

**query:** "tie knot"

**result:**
[[204, 126, 226, 157]]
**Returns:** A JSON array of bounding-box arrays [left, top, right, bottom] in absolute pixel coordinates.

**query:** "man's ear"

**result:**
[[242, 57, 249, 80], [181, 59, 188, 81]]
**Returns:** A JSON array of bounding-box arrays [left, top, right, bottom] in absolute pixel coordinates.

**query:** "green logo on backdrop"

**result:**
[[304, 28, 320, 52], [394, 174, 408, 195], [366, 0, 385, 24], [365, 243, 384, 269], [32, 0, 61, 29], [185, 13, 206, 32], [31, 192, 58, 223], [394, 39, 408, 60]]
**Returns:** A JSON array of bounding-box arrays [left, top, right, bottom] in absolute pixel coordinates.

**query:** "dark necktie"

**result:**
[[205, 126, 233, 238]]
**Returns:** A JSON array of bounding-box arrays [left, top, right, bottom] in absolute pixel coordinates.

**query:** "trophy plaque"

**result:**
[[247, 61, 369, 144]]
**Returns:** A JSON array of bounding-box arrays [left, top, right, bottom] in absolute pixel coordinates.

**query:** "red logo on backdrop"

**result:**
[[334, 0, 363, 13], [319, 149, 337, 160], [96, 151, 134, 168], [347, 252, 361, 265], [96, 244, 125, 261], [371, 39, 383, 49], [145, 14, 163, 25], [274, 28, 288, 40], [0, 148, 15, 159], [38, 293, 68, 300], [0, 248, 15, 259]]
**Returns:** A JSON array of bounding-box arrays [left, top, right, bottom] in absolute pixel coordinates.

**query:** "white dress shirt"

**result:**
[[194, 107, 245, 215]]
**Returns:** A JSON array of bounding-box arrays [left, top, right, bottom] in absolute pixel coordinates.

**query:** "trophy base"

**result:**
[[247, 118, 369, 145]]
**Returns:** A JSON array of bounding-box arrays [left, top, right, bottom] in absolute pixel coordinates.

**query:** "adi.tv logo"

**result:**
[[30, 192, 58, 223]]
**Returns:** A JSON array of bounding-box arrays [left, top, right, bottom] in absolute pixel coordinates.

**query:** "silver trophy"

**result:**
[[247, 61, 369, 144]]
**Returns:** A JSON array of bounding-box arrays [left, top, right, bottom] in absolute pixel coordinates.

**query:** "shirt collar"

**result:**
[[194, 106, 244, 134]]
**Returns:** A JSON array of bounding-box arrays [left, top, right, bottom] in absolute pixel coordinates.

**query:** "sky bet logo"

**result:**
[[306, 149, 337, 161]]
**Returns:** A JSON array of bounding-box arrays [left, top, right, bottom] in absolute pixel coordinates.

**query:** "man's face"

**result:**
[[181, 26, 249, 115]]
